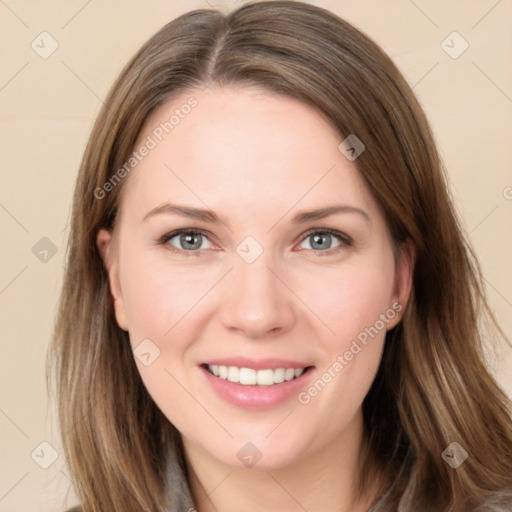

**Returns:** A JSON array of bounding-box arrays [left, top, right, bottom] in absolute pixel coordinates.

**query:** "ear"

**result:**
[[386, 239, 415, 330], [97, 229, 128, 331]]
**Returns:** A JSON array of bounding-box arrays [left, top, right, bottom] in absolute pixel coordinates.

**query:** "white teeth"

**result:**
[[239, 367, 257, 385], [285, 368, 295, 381], [257, 369, 274, 386], [207, 365, 307, 385], [227, 366, 239, 382], [273, 368, 285, 383]]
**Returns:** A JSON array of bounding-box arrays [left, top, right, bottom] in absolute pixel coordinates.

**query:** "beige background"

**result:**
[[1, 1, 511, 510]]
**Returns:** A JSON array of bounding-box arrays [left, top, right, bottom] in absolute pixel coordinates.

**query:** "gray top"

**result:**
[[161, 446, 512, 511], [163, 444, 196, 511], [161, 442, 389, 511], [66, 443, 512, 511]]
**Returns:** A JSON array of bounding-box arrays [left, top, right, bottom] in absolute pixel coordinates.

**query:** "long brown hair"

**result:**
[[48, 1, 512, 510]]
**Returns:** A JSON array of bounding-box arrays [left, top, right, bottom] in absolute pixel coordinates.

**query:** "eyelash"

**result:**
[[159, 228, 353, 258]]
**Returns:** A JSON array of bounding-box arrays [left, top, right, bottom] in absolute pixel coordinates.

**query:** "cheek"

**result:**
[[304, 256, 396, 347], [120, 249, 215, 341], [299, 251, 395, 400], [117, 250, 207, 423], [335, 272, 392, 340], [311, 254, 395, 408]]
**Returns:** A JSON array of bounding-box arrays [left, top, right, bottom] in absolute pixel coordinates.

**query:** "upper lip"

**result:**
[[201, 358, 313, 370]]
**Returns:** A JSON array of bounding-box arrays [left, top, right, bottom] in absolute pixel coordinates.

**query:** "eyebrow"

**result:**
[[143, 203, 370, 224]]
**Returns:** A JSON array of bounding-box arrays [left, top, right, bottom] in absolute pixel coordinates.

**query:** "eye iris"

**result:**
[[311, 233, 331, 250], [181, 232, 202, 250]]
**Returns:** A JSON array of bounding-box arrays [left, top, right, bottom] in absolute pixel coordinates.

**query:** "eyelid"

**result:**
[[297, 227, 351, 244]]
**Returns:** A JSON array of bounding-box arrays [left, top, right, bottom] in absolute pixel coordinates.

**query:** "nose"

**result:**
[[218, 252, 297, 339]]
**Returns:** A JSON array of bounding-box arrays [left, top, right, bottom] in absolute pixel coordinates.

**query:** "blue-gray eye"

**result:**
[[166, 231, 212, 251], [302, 229, 352, 255], [299, 231, 344, 251]]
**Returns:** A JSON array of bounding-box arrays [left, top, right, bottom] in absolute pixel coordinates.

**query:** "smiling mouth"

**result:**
[[202, 364, 314, 386]]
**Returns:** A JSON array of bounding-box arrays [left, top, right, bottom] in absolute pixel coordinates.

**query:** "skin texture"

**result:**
[[97, 86, 413, 512]]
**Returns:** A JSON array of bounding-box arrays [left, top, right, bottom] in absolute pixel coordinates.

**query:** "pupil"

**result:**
[[182, 233, 201, 250], [312, 233, 330, 250]]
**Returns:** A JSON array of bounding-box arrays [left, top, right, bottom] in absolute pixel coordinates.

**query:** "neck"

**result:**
[[183, 408, 383, 512]]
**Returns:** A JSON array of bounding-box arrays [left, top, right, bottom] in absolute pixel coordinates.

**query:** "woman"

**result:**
[[49, 1, 512, 511]]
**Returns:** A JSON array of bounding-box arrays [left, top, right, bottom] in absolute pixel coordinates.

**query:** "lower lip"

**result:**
[[200, 366, 315, 409]]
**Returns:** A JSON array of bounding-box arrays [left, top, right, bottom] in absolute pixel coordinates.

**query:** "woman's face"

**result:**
[[98, 86, 412, 470]]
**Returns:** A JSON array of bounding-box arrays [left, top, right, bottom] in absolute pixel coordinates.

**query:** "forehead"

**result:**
[[118, 86, 380, 225]]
